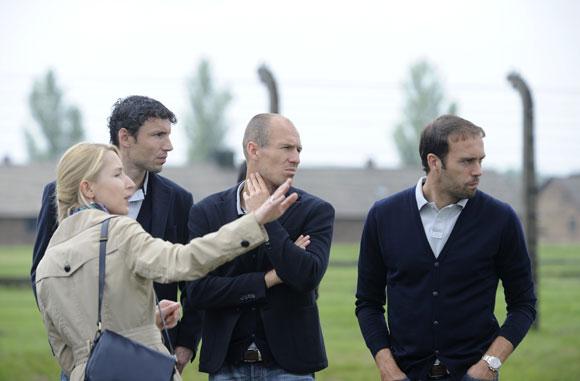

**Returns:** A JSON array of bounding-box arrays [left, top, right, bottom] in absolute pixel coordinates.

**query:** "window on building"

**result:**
[[569, 217, 577, 234], [26, 217, 38, 233]]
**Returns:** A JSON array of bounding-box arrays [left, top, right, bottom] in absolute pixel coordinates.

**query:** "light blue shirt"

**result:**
[[127, 171, 149, 220], [415, 177, 468, 257]]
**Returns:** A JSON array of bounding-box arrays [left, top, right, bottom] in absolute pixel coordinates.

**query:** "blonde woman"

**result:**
[[35, 142, 297, 381]]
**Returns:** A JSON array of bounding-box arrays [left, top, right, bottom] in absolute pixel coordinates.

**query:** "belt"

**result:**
[[427, 361, 449, 380], [226, 342, 273, 365]]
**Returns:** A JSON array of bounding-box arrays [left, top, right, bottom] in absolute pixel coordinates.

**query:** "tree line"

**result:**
[[25, 59, 454, 167]]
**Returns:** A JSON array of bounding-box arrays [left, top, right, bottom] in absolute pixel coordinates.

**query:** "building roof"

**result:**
[[0, 162, 526, 219], [293, 166, 523, 218], [541, 174, 580, 208], [0, 164, 56, 218]]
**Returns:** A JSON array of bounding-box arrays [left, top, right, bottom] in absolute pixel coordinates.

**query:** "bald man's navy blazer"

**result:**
[[185, 184, 335, 374]]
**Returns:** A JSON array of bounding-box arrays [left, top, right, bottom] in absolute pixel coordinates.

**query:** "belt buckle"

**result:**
[[428, 360, 449, 380], [243, 348, 262, 363]]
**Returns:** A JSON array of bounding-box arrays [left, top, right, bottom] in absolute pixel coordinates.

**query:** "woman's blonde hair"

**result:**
[[55, 142, 120, 222]]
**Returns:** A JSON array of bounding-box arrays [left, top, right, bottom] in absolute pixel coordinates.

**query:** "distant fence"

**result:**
[[3, 257, 578, 288], [0, 277, 30, 287]]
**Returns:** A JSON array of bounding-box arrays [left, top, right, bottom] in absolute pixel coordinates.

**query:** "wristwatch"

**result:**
[[482, 354, 502, 372]]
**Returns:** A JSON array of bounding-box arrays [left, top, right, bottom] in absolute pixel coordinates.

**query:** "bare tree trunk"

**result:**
[[507, 72, 539, 329], [257, 64, 279, 113]]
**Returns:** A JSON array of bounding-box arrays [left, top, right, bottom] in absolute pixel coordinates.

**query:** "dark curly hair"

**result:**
[[108, 95, 177, 146]]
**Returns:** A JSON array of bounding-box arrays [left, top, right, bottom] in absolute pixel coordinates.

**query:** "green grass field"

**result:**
[[1, 244, 579, 380]]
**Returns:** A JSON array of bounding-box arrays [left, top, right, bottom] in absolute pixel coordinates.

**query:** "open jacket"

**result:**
[[184, 185, 335, 374], [35, 209, 267, 381]]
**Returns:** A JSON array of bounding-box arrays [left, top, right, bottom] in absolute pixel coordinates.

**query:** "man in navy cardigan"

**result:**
[[183, 113, 334, 379], [30, 96, 196, 375], [356, 115, 536, 381]]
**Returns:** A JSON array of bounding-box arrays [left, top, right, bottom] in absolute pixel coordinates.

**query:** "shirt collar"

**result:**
[[129, 171, 149, 202], [415, 176, 468, 211], [235, 181, 246, 216], [415, 177, 430, 210]]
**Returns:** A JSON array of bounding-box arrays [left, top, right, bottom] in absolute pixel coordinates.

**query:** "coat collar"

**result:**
[[147, 173, 173, 238], [48, 209, 112, 248]]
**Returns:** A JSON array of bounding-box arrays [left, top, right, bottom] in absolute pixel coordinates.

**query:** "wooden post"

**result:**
[[507, 72, 539, 329], [257, 64, 280, 113]]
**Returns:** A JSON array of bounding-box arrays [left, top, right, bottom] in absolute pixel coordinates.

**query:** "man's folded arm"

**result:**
[[186, 272, 268, 310], [264, 201, 334, 292]]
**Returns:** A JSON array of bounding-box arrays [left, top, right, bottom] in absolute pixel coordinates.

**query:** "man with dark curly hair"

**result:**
[[31, 95, 197, 379]]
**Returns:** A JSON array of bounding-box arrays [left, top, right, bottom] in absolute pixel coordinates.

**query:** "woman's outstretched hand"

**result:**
[[244, 173, 298, 225]]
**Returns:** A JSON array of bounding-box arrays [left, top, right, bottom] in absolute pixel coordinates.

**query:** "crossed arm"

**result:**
[[184, 199, 334, 310]]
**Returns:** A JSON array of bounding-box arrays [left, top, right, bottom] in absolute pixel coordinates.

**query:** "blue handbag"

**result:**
[[84, 218, 176, 381]]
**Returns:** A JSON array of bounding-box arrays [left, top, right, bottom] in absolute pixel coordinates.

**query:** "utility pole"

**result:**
[[507, 72, 539, 329], [257, 64, 279, 113]]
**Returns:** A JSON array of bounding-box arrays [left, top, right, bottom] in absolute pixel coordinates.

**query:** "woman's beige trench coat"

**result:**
[[35, 209, 267, 381]]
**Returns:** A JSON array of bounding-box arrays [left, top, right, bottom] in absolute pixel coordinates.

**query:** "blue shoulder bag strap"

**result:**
[[95, 217, 174, 354], [95, 218, 111, 334]]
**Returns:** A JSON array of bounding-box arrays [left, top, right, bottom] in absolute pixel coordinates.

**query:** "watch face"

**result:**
[[485, 355, 501, 369]]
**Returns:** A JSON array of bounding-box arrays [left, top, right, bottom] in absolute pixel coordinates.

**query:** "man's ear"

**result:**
[[427, 153, 440, 173], [79, 180, 94, 202], [246, 141, 260, 160], [118, 128, 132, 148]]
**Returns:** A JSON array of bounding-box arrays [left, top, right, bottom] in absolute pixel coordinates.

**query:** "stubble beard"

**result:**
[[449, 184, 477, 200], [143, 161, 163, 174], [441, 175, 477, 202]]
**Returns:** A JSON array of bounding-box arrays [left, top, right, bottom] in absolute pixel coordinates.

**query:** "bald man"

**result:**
[[182, 113, 335, 380]]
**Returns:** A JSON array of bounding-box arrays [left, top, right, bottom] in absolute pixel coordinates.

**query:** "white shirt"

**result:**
[[235, 181, 246, 216], [127, 171, 149, 220], [415, 177, 468, 257]]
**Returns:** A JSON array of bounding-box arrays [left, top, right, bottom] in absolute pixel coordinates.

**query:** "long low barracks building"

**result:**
[[1, 162, 578, 245]]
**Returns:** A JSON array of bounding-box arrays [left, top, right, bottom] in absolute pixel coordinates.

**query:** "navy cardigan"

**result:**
[[355, 188, 536, 381]]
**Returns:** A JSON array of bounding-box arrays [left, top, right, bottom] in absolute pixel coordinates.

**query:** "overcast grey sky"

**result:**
[[1, 0, 579, 176]]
